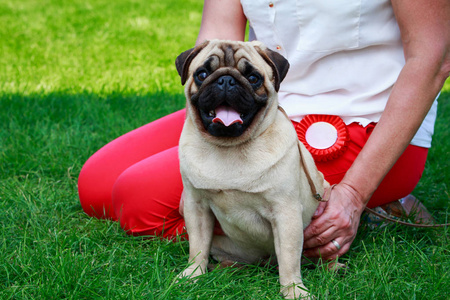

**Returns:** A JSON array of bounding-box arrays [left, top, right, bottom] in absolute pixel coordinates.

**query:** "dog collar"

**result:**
[[294, 115, 349, 162]]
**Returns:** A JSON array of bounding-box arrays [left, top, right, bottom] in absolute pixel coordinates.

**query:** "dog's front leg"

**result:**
[[272, 208, 309, 299], [179, 188, 215, 279]]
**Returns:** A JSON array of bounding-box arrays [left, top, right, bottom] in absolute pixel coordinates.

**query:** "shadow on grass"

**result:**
[[0, 90, 186, 179]]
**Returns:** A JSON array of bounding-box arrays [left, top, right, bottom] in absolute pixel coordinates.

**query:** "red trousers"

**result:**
[[78, 109, 428, 239]]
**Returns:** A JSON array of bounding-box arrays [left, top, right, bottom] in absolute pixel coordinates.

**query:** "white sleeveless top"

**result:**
[[241, 0, 437, 148]]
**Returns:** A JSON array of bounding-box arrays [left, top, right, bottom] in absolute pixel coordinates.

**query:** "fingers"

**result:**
[[303, 222, 355, 260], [304, 206, 340, 242], [304, 211, 356, 249], [302, 183, 365, 261], [303, 211, 358, 260], [311, 201, 327, 219], [304, 225, 336, 249], [303, 238, 351, 261]]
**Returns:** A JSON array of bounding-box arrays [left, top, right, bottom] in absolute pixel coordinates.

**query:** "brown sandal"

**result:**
[[362, 194, 436, 228], [380, 194, 435, 224]]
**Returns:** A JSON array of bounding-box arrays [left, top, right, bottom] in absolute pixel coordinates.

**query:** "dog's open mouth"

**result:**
[[198, 102, 258, 138], [211, 105, 244, 127]]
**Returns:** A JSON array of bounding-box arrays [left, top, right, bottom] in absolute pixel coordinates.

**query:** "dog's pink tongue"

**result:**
[[212, 106, 243, 127]]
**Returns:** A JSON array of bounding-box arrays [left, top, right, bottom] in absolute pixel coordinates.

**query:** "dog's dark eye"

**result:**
[[247, 74, 260, 85], [196, 71, 208, 82]]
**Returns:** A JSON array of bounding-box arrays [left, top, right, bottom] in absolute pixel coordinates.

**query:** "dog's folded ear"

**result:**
[[255, 47, 290, 92], [176, 41, 210, 85]]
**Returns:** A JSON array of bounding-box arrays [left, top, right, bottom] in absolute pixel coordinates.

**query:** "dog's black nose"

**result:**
[[217, 75, 236, 90]]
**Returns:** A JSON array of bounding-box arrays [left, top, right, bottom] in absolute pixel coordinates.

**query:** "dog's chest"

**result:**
[[206, 189, 277, 248], [183, 158, 272, 193], [180, 141, 293, 193]]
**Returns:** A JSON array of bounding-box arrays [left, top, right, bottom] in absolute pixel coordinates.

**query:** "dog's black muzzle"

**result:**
[[191, 73, 268, 137]]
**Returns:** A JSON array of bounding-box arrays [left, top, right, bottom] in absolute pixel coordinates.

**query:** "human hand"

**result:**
[[303, 183, 366, 260]]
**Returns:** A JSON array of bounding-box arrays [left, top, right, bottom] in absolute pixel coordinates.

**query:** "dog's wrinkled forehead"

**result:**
[[191, 42, 270, 77], [176, 40, 290, 92]]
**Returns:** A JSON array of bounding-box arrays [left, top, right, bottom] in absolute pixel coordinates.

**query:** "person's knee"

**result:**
[[111, 165, 185, 239], [78, 160, 117, 220], [112, 169, 141, 233], [78, 163, 92, 213], [112, 169, 160, 236]]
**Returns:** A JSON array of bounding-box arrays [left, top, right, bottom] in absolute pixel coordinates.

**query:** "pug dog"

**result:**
[[175, 40, 329, 299]]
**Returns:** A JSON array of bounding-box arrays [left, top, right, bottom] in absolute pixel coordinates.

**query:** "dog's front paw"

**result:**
[[281, 283, 310, 299], [177, 265, 205, 281]]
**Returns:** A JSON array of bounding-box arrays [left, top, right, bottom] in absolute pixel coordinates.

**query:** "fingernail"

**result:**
[[314, 207, 323, 217]]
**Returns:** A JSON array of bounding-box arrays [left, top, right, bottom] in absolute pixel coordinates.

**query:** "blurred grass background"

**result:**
[[0, 0, 449, 299]]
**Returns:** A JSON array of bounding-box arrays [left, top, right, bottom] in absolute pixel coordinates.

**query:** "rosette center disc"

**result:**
[[305, 122, 338, 150]]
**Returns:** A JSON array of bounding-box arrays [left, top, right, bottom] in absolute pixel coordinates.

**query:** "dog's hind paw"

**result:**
[[326, 261, 347, 272], [207, 260, 246, 271]]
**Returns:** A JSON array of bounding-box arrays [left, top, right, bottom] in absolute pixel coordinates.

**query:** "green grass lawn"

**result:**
[[1, 0, 449, 299]]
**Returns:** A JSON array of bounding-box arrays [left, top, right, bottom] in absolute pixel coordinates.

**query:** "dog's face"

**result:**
[[176, 40, 289, 145]]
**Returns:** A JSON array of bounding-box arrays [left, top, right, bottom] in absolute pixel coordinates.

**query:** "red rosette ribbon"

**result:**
[[294, 115, 349, 162]]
